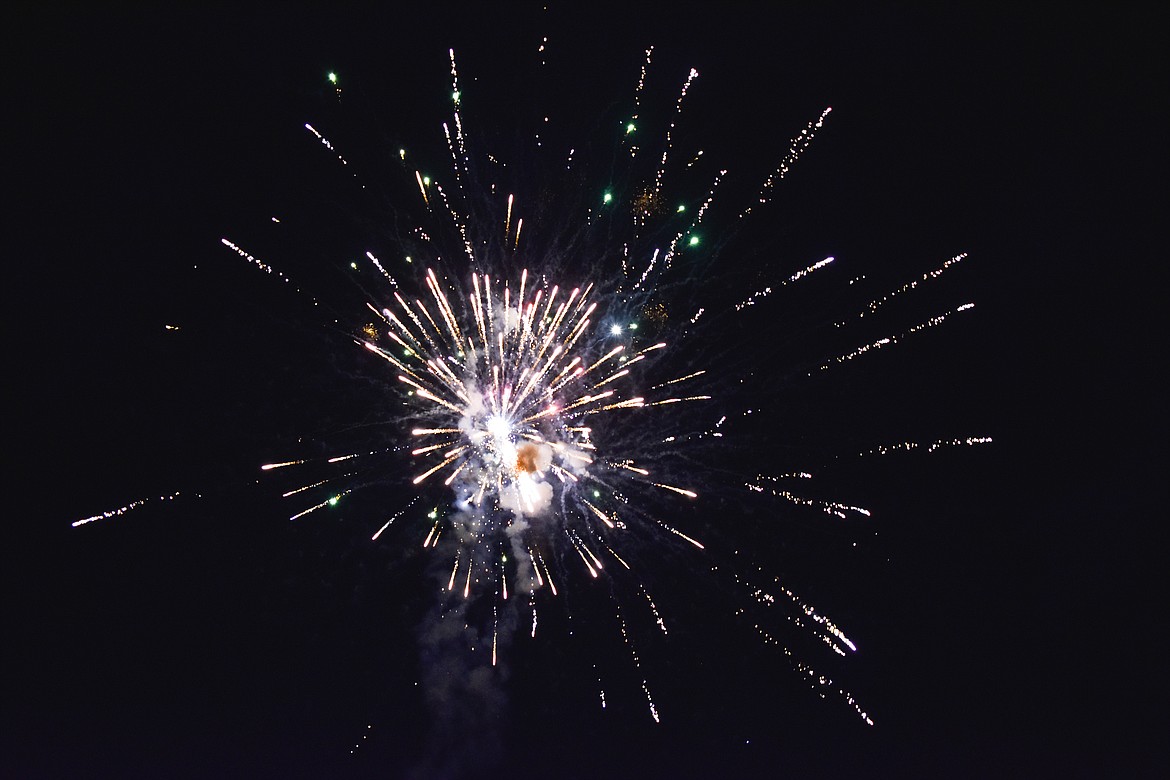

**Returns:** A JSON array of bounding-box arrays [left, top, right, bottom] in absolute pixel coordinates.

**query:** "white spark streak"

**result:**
[[72, 491, 183, 528]]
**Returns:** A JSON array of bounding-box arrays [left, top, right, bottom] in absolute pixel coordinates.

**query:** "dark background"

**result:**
[[8, 4, 1163, 778]]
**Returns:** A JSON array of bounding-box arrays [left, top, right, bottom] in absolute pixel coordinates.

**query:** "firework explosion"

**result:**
[[73, 45, 990, 736]]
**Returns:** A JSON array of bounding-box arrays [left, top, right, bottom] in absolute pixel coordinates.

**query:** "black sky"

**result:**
[[8, 4, 1164, 778]]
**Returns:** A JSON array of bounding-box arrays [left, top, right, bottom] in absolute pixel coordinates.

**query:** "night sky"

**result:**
[[9, 5, 1162, 778]]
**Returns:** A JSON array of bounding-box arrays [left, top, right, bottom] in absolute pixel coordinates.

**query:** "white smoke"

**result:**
[[504, 518, 536, 593], [499, 475, 554, 516], [458, 387, 486, 442]]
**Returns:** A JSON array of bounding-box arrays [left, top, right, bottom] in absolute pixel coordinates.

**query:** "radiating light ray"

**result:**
[[856, 436, 994, 457], [283, 478, 332, 497], [304, 123, 352, 170], [662, 169, 724, 271], [650, 483, 698, 499], [411, 450, 465, 485], [492, 602, 499, 666], [855, 252, 969, 320], [747, 475, 871, 519], [290, 489, 351, 521], [639, 584, 667, 635], [650, 370, 706, 390], [728, 559, 871, 723], [651, 67, 700, 199], [644, 395, 711, 407], [600, 539, 631, 569], [583, 499, 617, 528], [734, 256, 835, 311], [624, 46, 654, 160], [752, 621, 873, 725], [740, 106, 833, 218], [414, 170, 430, 205], [72, 491, 184, 528], [615, 603, 659, 723], [372, 497, 421, 541], [653, 517, 704, 548], [221, 238, 312, 300], [447, 49, 469, 174], [365, 251, 399, 289], [816, 303, 976, 371]]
